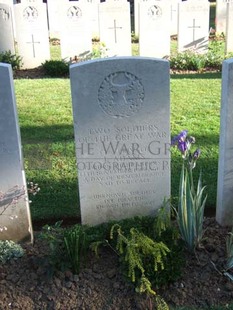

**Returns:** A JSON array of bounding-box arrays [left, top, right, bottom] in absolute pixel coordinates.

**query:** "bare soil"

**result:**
[[0, 218, 233, 310]]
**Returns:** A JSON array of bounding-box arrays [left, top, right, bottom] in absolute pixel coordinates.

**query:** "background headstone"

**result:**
[[0, 3, 15, 54], [0, 63, 33, 242], [139, 0, 171, 58], [177, 0, 210, 53], [98, 0, 132, 56], [170, 0, 179, 36], [59, 0, 93, 60], [47, 0, 61, 39], [216, 0, 227, 34], [216, 58, 233, 227], [70, 57, 170, 226], [134, 0, 147, 36], [14, 0, 50, 69], [225, 1, 233, 53], [89, 0, 99, 39]]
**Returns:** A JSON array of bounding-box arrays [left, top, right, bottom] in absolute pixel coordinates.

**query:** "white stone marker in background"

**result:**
[[14, 0, 50, 69], [0, 63, 33, 242], [216, 0, 227, 34], [139, 0, 171, 58], [170, 0, 179, 36], [225, 1, 233, 54], [98, 0, 131, 56], [177, 0, 210, 53], [134, 0, 147, 36], [60, 0, 93, 60], [0, 3, 15, 54], [47, 0, 62, 39], [217, 58, 233, 227], [70, 57, 170, 226]]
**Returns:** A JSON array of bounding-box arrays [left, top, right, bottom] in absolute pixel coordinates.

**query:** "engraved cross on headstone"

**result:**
[[26, 34, 40, 57], [108, 19, 122, 43], [188, 19, 201, 41]]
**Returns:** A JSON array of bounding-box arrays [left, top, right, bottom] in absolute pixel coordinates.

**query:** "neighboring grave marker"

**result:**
[[70, 57, 170, 226], [139, 0, 171, 58], [0, 63, 33, 242], [46, 0, 61, 38], [98, 0, 131, 56], [14, 0, 50, 69], [59, 0, 93, 60], [225, 1, 233, 53], [216, 0, 227, 34], [0, 3, 15, 54], [170, 0, 179, 36], [177, 0, 210, 53], [216, 58, 233, 227]]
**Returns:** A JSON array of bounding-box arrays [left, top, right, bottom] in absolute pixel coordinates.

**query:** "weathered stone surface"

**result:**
[[70, 57, 170, 226]]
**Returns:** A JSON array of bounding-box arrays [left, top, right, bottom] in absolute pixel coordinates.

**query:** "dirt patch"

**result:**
[[13, 67, 47, 79], [0, 218, 232, 310]]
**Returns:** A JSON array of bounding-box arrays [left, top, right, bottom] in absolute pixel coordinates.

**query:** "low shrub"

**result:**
[[41, 59, 69, 77], [0, 50, 23, 70], [107, 212, 184, 293], [0, 240, 24, 263]]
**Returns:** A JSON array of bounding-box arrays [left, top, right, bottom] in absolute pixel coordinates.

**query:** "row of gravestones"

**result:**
[[1, 0, 232, 69], [0, 56, 233, 243]]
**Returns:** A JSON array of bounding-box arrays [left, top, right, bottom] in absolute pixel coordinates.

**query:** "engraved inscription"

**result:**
[[98, 72, 144, 118], [148, 5, 162, 20], [23, 6, 38, 21], [0, 8, 9, 21], [67, 6, 82, 20]]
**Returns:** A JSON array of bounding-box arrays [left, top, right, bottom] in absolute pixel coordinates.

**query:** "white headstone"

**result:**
[[0, 3, 15, 54], [98, 0, 132, 56], [177, 0, 210, 53], [225, 1, 233, 53], [134, 0, 147, 36], [216, 0, 227, 34], [135, 0, 178, 37], [14, 0, 50, 69], [60, 0, 93, 60], [47, 0, 62, 39], [139, 0, 171, 58], [217, 58, 233, 227], [88, 0, 99, 39], [170, 0, 179, 36], [0, 63, 33, 242], [70, 57, 170, 226]]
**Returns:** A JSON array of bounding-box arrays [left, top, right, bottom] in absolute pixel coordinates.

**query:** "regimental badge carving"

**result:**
[[67, 6, 82, 20], [148, 5, 162, 20], [98, 72, 145, 118], [23, 6, 38, 21], [0, 8, 10, 21]]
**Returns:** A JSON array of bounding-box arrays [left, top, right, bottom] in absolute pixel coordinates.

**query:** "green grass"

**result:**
[[14, 79, 79, 220], [170, 72, 221, 210], [14, 72, 222, 222]]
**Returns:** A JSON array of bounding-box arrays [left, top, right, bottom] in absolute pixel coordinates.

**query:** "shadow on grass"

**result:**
[[29, 176, 80, 223], [171, 72, 222, 80], [20, 124, 75, 143]]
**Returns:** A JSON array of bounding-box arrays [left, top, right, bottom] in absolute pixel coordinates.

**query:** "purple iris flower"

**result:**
[[193, 149, 201, 160], [178, 140, 188, 153], [171, 130, 188, 146]]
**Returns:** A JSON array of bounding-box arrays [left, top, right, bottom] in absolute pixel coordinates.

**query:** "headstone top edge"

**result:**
[[223, 57, 233, 65], [70, 57, 170, 70], [0, 62, 11, 69], [0, 63, 12, 77]]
